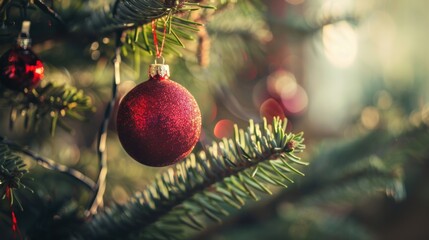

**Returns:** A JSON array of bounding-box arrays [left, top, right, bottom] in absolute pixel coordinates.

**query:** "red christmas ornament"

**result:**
[[0, 21, 44, 91], [0, 46, 44, 91], [117, 63, 201, 167]]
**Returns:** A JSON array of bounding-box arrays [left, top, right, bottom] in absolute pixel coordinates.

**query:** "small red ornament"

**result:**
[[0, 46, 44, 91], [117, 63, 201, 167], [0, 21, 44, 91]]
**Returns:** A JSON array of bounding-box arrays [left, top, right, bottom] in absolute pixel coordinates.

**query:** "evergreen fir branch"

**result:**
[[0, 82, 94, 135], [274, 125, 429, 211], [125, 15, 204, 57], [207, 1, 270, 44], [0, 143, 29, 206], [196, 124, 429, 239], [300, 173, 402, 207], [71, 0, 188, 34], [73, 117, 307, 240]]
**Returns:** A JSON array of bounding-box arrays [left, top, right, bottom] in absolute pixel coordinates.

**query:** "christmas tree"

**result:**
[[1, 0, 428, 239]]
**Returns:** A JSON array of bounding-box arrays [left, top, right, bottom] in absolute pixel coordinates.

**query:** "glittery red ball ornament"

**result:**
[[0, 46, 44, 91], [117, 63, 201, 167]]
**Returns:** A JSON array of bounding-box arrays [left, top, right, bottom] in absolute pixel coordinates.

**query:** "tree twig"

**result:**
[[0, 136, 96, 191], [33, 0, 65, 25], [86, 30, 124, 216]]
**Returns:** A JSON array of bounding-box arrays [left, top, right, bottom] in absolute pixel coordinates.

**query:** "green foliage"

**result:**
[[199, 123, 429, 239], [216, 207, 373, 240], [298, 126, 429, 208], [120, 2, 217, 60], [71, 0, 214, 34], [165, 0, 270, 96], [279, 207, 372, 240], [123, 14, 205, 57], [4, 1, 424, 239], [0, 82, 94, 135], [0, 143, 27, 189], [0, 143, 28, 207], [72, 117, 307, 239]]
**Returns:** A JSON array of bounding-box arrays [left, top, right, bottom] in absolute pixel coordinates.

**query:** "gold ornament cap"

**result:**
[[17, 21, 31, 49]]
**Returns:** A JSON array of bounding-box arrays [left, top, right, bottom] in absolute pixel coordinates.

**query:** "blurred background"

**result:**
[[1, 0, 428, 239]]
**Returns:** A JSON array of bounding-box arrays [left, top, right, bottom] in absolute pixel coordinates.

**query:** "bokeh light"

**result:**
[[260, 98, 286, 122], [214, 119, 235, 139], [281, 85, 308, 114], [377, 91, 393, 110], [102, 37, 110, 44], [118, 80, 137, 100], [322, 21, 357, 68], [360, 107, 380, 129], [111, 185, 129, 204], [267, 70, 298, 98]]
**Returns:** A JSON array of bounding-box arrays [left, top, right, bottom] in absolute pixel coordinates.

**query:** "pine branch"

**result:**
[[125, 15, 204, 57], [0, 82, 94, 135], [194, 0, 269, 80], [277, 125, 429, 210], [195, 123, 429, 239], [72, 117, 307, 239], [70, 0, 186, 34], [0, 142, 28, 205]]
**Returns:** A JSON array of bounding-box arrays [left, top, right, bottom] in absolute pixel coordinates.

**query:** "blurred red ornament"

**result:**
[[117, 63, 201, 167], [213, 119, 234, 139], [0, 46, 44, 91], [260, 98, 285, 123]]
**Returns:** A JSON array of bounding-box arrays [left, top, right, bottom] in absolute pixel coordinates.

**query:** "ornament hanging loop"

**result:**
[[151, 19, 169, 80], [151, 18, 167, 59], [154, 56, 166, 65]]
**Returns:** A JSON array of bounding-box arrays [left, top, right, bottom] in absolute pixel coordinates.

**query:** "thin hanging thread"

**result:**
[[151, 19, 167, 58]]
